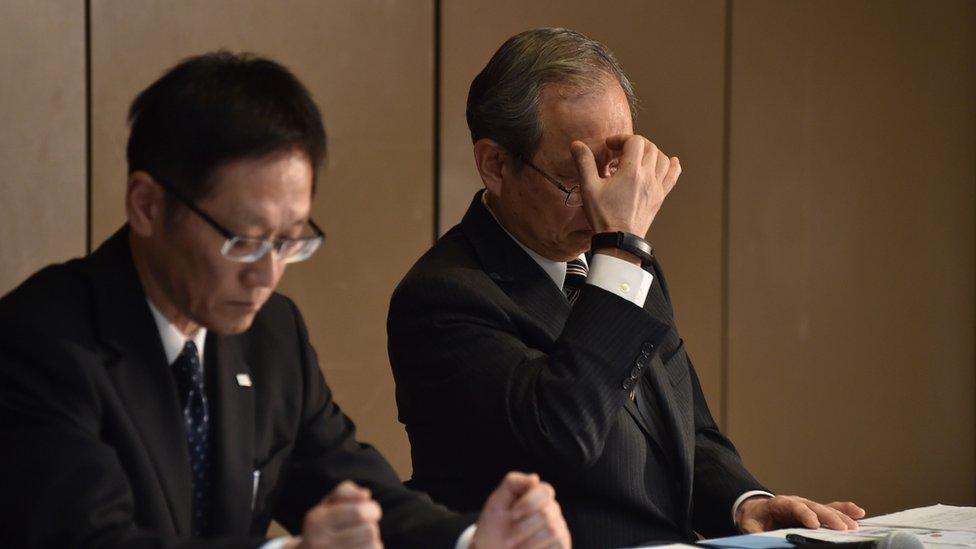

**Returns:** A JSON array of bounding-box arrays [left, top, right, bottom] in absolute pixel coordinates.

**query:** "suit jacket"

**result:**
[[0, 228, 471, 549], [388, 191, 766, 549]]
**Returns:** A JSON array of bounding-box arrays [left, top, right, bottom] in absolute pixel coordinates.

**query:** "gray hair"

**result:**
[[466, 27, 638, 162]]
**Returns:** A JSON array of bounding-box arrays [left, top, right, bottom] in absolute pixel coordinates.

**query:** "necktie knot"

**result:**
[[173, 341, 204, 410], [564, 257, 588, 304]]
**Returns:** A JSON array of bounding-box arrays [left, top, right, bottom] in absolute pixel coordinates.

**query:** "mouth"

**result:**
[[228, 301, 261, 312]]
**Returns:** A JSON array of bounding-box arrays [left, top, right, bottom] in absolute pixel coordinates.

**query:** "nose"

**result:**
[[243, 248, 285, 290]]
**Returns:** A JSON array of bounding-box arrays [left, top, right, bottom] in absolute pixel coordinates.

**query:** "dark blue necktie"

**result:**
[[563, 258, 588, 305], [172, 340, 212, 537]]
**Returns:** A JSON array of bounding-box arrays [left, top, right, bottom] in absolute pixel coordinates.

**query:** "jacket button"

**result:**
[[641, 342, 655, 355]]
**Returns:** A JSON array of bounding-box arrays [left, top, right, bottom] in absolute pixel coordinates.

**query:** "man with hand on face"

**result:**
[[0, 52, 571, 549], [388, 28, 864, 549]]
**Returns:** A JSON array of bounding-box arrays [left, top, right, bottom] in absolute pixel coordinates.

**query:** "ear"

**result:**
[[472, 138, 510, 198], [126, 171, 165, 238]]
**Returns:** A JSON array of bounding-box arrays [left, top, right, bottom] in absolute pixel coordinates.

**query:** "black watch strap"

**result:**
[[590, 231, 654, 268]]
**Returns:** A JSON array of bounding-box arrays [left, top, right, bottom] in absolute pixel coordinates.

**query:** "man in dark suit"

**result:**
[[0, 52, 571, 549], [388, 28, 865, 549]]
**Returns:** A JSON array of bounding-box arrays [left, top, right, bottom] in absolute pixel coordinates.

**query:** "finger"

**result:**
[[513, 524, 561, 549], [661, 156, 681, 194], [570, 142, 601, 189], [511, 482, 555, 520], [808, 501, 851, 531], [637, 140, 661, 191], [331, 522, 382, 547], [325, 480, 371, 504], [303, 503, 334, 539], [484, 471, 535, 515], [503, 471, 540, 498], [649, 145, 670, 183], [509, 511, 546, 547], [774, 498, 820, 530], [617, 135, 646, 178], [326, 500, 383, 529], [605, 133, 634, 150], [828, 501, 866, 520]]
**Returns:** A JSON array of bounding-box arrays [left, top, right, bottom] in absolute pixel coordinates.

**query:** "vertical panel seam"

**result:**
[[720, 0, 734, 433], [432, 0, 442, 243], [84, 0, 92, 254]]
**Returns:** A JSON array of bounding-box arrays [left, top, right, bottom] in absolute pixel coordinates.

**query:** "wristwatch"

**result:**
[[590, 231, 654, 268]]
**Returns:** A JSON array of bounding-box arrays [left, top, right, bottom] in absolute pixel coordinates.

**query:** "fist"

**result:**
[[290, 481, 383, 549], [473, 471, 571, 549]]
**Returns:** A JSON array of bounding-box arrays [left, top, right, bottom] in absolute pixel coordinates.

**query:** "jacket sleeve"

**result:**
[[388, 269, 672, 473], [273, 298, 474, 549]]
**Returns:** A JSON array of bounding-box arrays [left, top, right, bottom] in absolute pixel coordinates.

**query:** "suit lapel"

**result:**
[[88, 228, 193, 534], [207, 334, 255, 535], [460, 190, 570, 340]]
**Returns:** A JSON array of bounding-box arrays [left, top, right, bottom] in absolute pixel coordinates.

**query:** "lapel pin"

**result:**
[[236, 373, 252, 387]]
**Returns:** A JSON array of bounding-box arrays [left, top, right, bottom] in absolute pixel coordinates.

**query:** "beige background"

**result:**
[[0, 0, 86, 295], [724, 0, 975, 513], [1, 0, 973, 527]]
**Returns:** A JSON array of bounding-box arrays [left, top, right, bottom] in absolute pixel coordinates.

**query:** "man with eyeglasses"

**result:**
[[0, 52, 571, 549], [387, 28, 864, 549]]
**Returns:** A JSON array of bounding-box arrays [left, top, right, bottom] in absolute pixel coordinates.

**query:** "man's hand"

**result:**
[[737, 495, 866, 533], [571, 134, 680, 238], [473, 471, 571, 549], [285, 480, 383, 549]]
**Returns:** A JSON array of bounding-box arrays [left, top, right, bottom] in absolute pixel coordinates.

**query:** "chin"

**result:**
[[208, 313, 257, 335]]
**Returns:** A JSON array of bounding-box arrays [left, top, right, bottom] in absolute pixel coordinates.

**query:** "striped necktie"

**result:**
[[563, 257, 588, 305]]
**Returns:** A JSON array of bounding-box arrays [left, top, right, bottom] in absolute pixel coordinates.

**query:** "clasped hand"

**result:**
[[285, 473, 571, 548]]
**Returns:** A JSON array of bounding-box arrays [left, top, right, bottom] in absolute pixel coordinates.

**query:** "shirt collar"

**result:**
[[146, 298, 207, 366], [482, 193, 586, 290]]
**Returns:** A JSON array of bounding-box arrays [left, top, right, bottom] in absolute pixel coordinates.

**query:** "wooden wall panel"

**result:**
[[439, 0, 730, 417], [0, 0, 86, 295], [90, 0, 435, 477], [727, 0, 975, 513]]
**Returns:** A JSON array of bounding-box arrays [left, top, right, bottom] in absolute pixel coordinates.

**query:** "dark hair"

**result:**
[[466, 27, 638, 162], [127, 51, 326, 201]]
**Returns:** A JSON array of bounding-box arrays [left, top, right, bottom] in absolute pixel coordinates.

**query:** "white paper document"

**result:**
[[861, 505, 976, 533]]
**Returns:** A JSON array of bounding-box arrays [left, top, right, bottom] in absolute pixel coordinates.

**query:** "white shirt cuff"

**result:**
[[586, 253, 654, 307], [732, 490, 776, 527], [260, 537, 292, 549], [455, 524, 477, 549]]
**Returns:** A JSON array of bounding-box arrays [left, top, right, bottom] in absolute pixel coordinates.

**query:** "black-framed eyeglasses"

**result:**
[[153, 178, 325, 264], [516, 155, 583, 207]]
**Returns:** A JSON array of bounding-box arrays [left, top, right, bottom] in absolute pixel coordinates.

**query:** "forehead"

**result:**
[[536, 79, 633, 159], [202, 149, 314, 221]]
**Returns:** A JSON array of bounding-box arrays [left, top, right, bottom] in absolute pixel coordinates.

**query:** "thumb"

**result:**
[[484, 471, 535, 513], [325, 480, 370, 504], [501, 471, 539, 500], [739, 517, 764, 534], [571, 141, 600, 189]]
